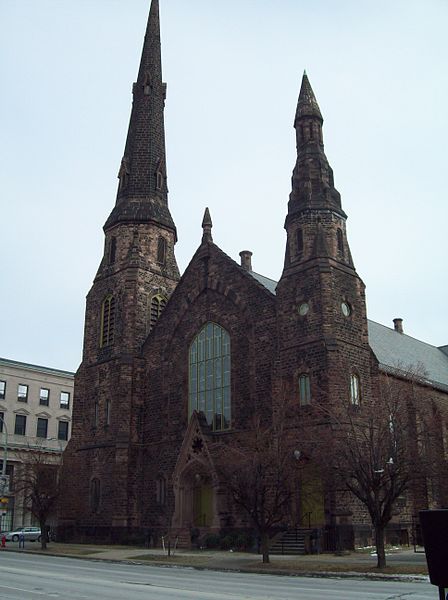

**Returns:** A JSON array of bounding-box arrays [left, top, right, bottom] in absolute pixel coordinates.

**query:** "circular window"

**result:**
[[298, 302, 310, 316], [341, 301, 351, 317]]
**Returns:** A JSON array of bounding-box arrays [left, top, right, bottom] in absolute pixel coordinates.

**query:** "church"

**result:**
[[59, 0, 448, 549]]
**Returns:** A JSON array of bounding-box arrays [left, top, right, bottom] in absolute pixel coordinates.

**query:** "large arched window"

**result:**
[[189, 322, 231, 431], [100, 295, 115, 347]]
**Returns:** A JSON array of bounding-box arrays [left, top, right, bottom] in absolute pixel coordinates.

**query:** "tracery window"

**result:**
[[350, 373, 360, 406], [299, 374, 311, 406], [149, 294, 167, 331], [100, 295, 115, 347], [189, 322, 231, 431]]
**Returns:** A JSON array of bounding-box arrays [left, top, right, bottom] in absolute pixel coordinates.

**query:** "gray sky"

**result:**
[[1, 0, 447, 372]]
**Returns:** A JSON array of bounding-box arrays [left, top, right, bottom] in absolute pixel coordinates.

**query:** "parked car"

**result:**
[[5, 527, 41, 542]]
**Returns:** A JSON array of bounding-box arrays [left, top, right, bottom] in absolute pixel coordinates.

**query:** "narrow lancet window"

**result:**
[[100, 295, 116, 347], [157, 236, 167, 266], [299, 374, 311, 406], [297, 228, 304, 256], [337, 228, 344, 257]]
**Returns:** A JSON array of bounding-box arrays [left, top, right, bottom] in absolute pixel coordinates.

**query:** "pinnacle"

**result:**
[[202, 207, 213, 243], [295, 72, 323, 122]]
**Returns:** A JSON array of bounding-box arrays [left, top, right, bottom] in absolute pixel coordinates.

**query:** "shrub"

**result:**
[[204, 533, 221, 549]]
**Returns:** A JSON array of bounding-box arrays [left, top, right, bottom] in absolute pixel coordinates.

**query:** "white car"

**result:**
[[5, 527, 41, 542]]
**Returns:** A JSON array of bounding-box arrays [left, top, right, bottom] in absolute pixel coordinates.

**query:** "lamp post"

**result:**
[[0, 415, 9, 495], [0, 415, 9, 531]]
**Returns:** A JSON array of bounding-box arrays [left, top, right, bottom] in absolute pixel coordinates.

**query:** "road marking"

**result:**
[[0, 584, 46, 595]]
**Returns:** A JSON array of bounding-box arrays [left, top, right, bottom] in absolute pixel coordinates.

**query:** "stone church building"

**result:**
[[59, 1, 448, 548]]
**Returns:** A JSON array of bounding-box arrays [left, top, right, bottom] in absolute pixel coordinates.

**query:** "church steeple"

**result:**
[[283, 73, 353, 272], [288, 72, 343, 220], [104, 0, 176, 235]]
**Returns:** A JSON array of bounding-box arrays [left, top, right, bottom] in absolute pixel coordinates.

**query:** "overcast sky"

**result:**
[[1, 0, 447, 372]]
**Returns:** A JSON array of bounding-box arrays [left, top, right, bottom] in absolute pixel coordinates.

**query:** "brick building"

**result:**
[[58, 1, 448, 547]]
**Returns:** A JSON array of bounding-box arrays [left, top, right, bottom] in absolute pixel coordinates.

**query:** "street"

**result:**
[[0, 553, 435, 599]]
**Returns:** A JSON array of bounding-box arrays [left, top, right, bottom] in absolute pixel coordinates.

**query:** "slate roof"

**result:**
[[367, 321, 448, 392], [248, 271, 278, 295], [247, 271, 448, 392]]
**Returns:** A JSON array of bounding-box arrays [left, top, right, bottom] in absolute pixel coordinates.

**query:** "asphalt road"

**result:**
[[0, 553, 435, 600]]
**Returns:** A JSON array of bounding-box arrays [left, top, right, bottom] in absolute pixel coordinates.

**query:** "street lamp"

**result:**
[[0, 415, 9, 495]]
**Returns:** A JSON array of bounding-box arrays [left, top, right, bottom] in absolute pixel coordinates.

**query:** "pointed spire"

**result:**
[[201, 207, 213, 244], [104, 0, 176, 236], [287, 72, 343, 218], [295, 72, 323, 124]]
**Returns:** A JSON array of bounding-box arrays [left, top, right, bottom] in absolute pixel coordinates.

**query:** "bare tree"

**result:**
[[15, 447, 62, 550], [325, 369, 432, 568], [217, 413, 297, 563]]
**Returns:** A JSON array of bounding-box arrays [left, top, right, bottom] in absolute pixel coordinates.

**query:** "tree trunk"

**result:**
[[40, 521, 47, 551], [260, 532, 270, 563], [374, 525, 386, 568]]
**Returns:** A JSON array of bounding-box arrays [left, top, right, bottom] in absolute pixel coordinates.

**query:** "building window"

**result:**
[[39, 388, 50, 406], [156, 171, 163, 191], [149, 294, 167, 331], [94, 399, 99, 428], [0, 412, 4, 433], [100, 295, 116, 347], [14, 414, 27, 436], [58, 421, 69, 441], [105, 399, 111, 427], [0, 380, 5, 399], [90, 478, 101, 513], [60, 391, 70, 409], [299, 374, 311, 406], [157, 236, 167, 266], [350, 373, 360, 406], [189, 322, 231, 431], [156, 476, 167, 505], [297, 229, 303, 256], [17, 384, 28, 402], [337, 228, 344, 257], [36, 418, 48, 438], [109, 237, 117, 265]]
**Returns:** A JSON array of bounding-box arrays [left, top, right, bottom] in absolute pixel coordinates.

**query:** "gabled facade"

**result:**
[[59, 1, 448, 548]]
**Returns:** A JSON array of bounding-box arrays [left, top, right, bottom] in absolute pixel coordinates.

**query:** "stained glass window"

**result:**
[[189, 323, 231, 431]]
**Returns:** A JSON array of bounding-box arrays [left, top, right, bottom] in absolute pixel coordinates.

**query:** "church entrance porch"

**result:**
[[173, 468, 220, 535]]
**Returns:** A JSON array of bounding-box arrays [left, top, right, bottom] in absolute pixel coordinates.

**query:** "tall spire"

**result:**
[[104, 0, 176, 235], [287, 72, 343, 218]]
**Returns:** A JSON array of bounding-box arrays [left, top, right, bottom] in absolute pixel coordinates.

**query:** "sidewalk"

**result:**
[[2, 542, 429, 581]]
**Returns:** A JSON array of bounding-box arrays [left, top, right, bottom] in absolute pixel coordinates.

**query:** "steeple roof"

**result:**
[[104, 0, 176, 235], [294, 71, 323, 123], [287, 72, 344, 218]]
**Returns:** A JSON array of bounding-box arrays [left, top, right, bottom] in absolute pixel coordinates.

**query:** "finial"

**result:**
[[201, 207, 213, 243], [303, 69, 307, 76]]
